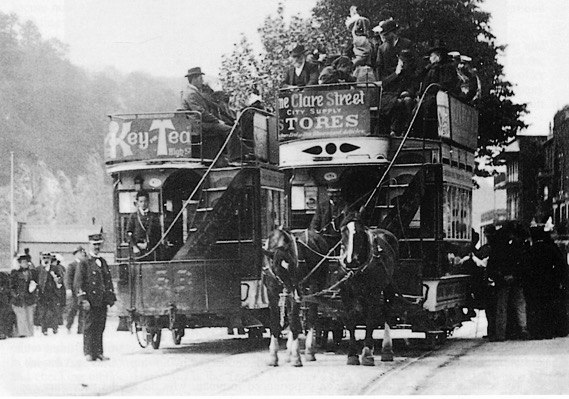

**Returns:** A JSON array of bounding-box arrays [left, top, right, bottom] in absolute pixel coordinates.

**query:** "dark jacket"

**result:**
[[525, 238, 569, 297], [10, 267, 38, 307], [419, 60, 459, 95], [65, 261, 79, 295], [375, 37, 414, 80], [282, 62, 319, 87], [126, 210, 161, 251], [37, 265, 65, 306], [74, 255, 115, 308], [310, 199, 345, 237]]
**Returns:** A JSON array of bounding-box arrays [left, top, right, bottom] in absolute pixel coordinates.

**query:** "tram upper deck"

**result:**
[[277, 84, 478, 168]]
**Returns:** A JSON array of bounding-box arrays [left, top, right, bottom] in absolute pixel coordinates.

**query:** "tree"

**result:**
[[218, 0, 527, 174]]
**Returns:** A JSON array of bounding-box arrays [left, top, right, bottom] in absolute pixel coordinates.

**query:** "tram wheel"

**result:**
[[133, 321, 148, 349], [146, 329, 162, 349], [172, 328, 184, 345]]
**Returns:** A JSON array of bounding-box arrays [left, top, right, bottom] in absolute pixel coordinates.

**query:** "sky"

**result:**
[[2, 0, 568, 135], [2, 0, 568, 226]]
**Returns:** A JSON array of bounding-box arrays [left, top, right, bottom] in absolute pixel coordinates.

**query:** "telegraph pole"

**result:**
[[10, 151, 15, 258]]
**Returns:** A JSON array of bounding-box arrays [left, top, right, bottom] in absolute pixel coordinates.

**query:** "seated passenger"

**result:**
[[380, 49, 419, 136], [318, 66, 340, 87], [281, 44, 319, 88], [459, 55, 482, 102], [331, 56, 357, 84], [181, 66, 253, 164]]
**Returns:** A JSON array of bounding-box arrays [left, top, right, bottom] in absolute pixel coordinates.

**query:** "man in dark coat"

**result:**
[[36, 253, 65, 335], [281, 44, 319, 88], [310, 183, 347, 251], [126, 190, 161, 261], [524, 222, 569, 339], [373, 19, 416, 81], [65, 246, 86, 334], [181, 67, 252, 164], [74, 234, 116, 361], [486, 222, 530, 341]]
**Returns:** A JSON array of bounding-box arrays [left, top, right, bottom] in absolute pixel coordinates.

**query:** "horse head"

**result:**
[[340, 213, 371, 270], [263, 228, 299, 290]]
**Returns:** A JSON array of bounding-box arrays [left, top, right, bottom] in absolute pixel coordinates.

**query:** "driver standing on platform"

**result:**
[[310, 182, 347, 250], [127, 190, 161, 261]]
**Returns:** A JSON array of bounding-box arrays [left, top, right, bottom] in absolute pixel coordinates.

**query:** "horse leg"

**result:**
[[267, 290, 280, 367], [381, 290, 394, 362], [289, 298, 303, 367], [361, 304, 376, 366], [304, 301, 318, 361]]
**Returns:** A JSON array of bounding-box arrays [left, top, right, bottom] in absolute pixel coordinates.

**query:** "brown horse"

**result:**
[[262, 228, 329, 367], [339, 215, 399, 365]]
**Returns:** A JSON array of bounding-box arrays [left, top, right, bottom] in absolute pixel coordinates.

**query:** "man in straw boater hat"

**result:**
[[74, 233, 116, 361], [281, 44, 319, 88], [181, 66, 254, 165]]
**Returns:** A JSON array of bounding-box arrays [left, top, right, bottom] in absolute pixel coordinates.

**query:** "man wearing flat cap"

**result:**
[[281, 44, 319, 88], [65, 246, 86, 334], [74, 233, 116, 361], [181, 67, 253, 164], [373, 19, 416, 81]]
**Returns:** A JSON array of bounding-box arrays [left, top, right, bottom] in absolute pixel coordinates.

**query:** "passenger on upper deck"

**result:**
[[373, 19, 416, 81], [458, 55, 482, 102], [281, 44, 319, 88], [346, 6, 376, 82], [412, 42, 459, 138], [181, 67, 253, 164], [318, 66, 340, 86], [380, 49, 419, 136], [448, 51, 478, 103], [331, 56, 357, 84]]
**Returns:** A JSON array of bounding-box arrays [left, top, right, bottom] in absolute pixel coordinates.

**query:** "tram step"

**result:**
[[196, 207, 214, 212], [203, 187, 227, 192]]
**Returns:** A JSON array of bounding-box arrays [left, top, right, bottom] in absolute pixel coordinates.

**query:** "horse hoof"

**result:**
[[347, 356, 360, 366], [361, 356, 375, 366], [305, 352, 316, 362], [381, 353, 394, 362], [268, 355, 278, 367], [292, 359, 303, 367]]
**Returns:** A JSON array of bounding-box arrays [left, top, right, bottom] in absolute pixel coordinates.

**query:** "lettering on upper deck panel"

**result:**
[[278, 89, 370, 141], [104, 114, 201, 162]]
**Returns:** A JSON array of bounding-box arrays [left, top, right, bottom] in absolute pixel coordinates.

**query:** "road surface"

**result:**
[[1, 311, 568, 395]]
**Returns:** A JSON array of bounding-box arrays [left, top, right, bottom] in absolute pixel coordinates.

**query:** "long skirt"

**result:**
[[12, 304, 36, 337]]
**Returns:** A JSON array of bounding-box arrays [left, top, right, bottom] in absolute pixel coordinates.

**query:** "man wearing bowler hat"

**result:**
[[310, 181, 347, 250], [181, 67, 253, 165], [281, 44, 319, 88], [65, 245, 86, 334], [74, 233, 116, 361], [373, 19, 416, 81]]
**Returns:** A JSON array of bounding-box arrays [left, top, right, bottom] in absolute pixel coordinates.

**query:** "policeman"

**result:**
[[74, 233, 116, 361]]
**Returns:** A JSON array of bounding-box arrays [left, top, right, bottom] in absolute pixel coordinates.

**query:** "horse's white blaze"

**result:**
[[346, 221, 355, 263]]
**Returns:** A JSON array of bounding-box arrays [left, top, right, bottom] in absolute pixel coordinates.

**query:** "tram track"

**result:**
[[359, 339, 486, 395]]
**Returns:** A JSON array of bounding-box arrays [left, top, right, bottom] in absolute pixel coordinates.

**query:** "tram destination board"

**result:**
[[104, 112, 202, 163], [278, 88, 370, 141]]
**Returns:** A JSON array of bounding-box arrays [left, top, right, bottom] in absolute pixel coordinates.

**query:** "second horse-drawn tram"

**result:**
[[104, 109, 283, 348], [278, 82, 479, 344], [104, 79, 479, 349]]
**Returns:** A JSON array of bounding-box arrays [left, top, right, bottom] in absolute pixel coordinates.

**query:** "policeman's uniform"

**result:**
[[74, 234, 116, 361]]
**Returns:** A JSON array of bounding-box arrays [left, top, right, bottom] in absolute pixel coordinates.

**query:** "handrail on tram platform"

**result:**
[[128, 106, 275, 261]]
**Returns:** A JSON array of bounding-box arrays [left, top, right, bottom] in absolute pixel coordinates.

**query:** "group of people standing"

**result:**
[[0, 234, 116, 362], [481, 220, 569, 341]]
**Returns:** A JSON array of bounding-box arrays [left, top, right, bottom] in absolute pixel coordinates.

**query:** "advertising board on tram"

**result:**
[[104, 112, 201, 163], [278, 88, 371, 141]]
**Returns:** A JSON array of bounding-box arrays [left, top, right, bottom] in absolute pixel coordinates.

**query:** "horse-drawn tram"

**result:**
[[104, 109, 282, 348], [104, 81, 479, 358]]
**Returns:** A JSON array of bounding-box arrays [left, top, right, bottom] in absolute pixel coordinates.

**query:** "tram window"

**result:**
[[443, 184, 471, 240], [118, 191, 160, 213]]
